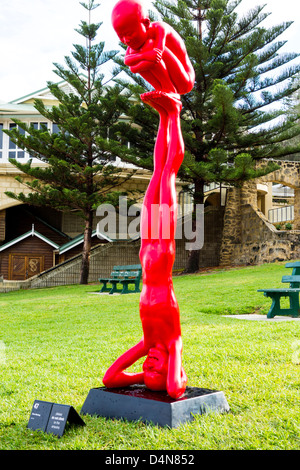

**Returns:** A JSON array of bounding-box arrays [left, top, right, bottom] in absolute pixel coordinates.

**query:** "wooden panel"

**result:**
[[27, 256, 44, 278], [9, 254, 45, 280], [9, 255, 26, 280]]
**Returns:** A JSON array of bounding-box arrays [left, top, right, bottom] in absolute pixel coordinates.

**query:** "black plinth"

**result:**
[[80, 385, 229, 428]]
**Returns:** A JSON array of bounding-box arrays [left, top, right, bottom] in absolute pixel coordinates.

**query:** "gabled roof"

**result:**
[[0, 226, 111, 254], [0, 102, 39, 116], [0, 225, 60, 252], [58, 230, 112, 255], [9, 82, 66, 105], [9, 74, 88, 105], [0, 75, 89, 116]]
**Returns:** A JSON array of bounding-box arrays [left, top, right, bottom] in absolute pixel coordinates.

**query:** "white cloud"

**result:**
[[0, 0, 118, 101], [0, 0, 299, 102]]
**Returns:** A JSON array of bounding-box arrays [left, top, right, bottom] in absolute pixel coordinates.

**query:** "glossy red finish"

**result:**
[[103, 0, 195, 399]]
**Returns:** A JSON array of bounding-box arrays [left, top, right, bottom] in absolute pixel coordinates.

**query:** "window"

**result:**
[[30, 122, 48, 131], [0, 123, 3, 159], [32, 122, 59, 133], [8, 123, 25, 159], [3, 121, 63, 160], [28, 122, 48, 158], [52, 123, 60, 134]]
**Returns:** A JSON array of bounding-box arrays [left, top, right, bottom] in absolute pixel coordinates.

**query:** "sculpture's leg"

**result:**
[[140, 96, 170, 241], [159, 103, 184, 242], [142, 91, 183, 243], [103, 339, 147, 388]]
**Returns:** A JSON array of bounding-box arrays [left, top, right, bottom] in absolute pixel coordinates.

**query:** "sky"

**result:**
[[0, 0, 299, 103]]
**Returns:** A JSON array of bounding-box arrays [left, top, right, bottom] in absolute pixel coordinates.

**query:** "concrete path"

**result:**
[[224, 314, 300, 321]]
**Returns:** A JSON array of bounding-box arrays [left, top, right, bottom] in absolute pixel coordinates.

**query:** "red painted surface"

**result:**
[[103, 0, 195, 398]]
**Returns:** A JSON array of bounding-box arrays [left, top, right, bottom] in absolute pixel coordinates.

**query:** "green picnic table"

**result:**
[[99, 264, 142, 295], [258, 261, 300, 318]]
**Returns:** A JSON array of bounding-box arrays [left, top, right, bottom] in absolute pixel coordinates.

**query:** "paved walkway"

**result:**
[[224, 314, 300, 321]]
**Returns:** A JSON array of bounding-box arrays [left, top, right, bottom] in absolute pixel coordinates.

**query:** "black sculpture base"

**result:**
[[81, 385, 229, 428]]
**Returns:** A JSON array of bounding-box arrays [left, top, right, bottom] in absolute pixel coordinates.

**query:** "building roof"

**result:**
[[0, 223, 112, 254], [0, 76, 88, 116], [58, 230, 112, 255], [0, 225, 60, 252], [0, 102, 39, 116]]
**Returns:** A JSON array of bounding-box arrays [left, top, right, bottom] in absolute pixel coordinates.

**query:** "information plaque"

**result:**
[[27, 400, 85, 437]]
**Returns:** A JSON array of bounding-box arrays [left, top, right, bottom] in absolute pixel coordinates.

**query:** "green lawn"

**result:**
[[0, 261, 300, 450]]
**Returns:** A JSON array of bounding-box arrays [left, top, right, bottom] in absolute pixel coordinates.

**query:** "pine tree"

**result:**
[[4, 1, 138, 284], [281, 76, 300, 160], [114, 0, 300, 270]]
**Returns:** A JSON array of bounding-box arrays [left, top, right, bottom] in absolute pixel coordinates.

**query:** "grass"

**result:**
[[0, 261, 300, 450]]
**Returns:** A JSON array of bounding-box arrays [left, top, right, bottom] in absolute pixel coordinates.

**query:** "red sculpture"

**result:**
[[103, 0, 195, 399]]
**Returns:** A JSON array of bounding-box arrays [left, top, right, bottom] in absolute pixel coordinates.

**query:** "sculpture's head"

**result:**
[[142, 344, 169, 391], [112, 0, 150, 50]]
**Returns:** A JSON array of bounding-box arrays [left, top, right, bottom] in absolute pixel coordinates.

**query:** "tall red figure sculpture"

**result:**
[[103, 0, 195, 399]]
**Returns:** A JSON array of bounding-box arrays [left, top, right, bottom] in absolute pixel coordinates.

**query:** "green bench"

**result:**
[[258, 261, 300, 318], [99, 264, 142, 295]]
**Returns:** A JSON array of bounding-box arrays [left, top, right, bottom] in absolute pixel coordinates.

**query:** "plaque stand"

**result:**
[[27, 400, 85, 437], [81, 385, 229, 428]]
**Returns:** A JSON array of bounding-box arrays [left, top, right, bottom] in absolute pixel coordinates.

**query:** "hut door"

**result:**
[[9, 254, 44, 280], [27, 256, 44, 278]]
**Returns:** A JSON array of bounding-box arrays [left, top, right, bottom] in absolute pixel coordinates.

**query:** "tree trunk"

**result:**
[[80, 211, 93, 284], [184, 179, 205, 273]]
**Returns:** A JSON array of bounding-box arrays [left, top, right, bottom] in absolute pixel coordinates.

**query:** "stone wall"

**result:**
[[220, 159, 300, 267], [229, 204, 300, 265], [0, 165, 38, 211], [257, 160, 300, 189], [256, 160, 300, 230], [294, 188, 300, 231], [219, 187, 241, 266]]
